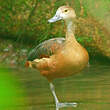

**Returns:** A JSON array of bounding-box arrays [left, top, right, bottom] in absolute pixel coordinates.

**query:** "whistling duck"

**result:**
[[26, 6, 89, 110]]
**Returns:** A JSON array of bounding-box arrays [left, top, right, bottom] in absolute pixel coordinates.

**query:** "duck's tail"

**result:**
[[25, 59, 40, 68], [25, 61, 32, 68]]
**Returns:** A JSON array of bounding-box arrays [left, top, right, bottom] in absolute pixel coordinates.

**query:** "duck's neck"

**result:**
[[65, 19, 77, 43]]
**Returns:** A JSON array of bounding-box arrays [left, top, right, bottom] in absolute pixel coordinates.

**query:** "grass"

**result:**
[[0, 0, 110, 61]]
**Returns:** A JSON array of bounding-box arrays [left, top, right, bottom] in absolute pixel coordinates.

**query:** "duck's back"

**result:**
[[27, 37, 65, 61]]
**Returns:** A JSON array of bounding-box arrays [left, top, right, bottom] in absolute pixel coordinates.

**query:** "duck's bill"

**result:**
[[48, 15, 62, 23]]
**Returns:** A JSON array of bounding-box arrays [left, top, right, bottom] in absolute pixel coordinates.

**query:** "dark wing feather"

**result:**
[[27, 37, 65, 61]]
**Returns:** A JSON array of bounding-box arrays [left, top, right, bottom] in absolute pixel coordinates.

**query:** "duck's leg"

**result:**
[[50, 83, 77, 110]]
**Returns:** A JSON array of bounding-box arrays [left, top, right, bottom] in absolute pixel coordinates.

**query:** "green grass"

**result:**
[[0, 0, 110, 58]]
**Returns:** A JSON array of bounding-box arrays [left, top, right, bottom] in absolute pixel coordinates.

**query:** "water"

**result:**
[[1, 63, 110, 110]]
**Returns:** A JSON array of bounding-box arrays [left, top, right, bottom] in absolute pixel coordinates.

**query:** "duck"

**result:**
[[26, 6, 89, 110]]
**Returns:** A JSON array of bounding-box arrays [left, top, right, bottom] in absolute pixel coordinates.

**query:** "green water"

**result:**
[[0, 63, 110, 110]]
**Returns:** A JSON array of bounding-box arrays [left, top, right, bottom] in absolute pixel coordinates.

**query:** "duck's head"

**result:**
[[48, 6, 76, 23]]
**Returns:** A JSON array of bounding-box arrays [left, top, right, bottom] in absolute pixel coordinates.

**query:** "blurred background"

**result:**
[[0, 0, 110, 110]]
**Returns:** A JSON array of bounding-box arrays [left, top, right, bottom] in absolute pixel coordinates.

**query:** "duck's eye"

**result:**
[[64, 9, 68, 12]]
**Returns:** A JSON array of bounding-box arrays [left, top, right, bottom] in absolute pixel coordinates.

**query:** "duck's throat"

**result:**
[[65, 20, 77, 42]]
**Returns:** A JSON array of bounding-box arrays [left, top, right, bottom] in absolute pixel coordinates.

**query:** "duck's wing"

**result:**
[[27, 37, 65, 61]]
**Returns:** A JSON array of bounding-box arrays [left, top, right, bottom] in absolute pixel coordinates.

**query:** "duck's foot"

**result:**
[[49, 83, 77, 110], [56, 102, 77, 108]]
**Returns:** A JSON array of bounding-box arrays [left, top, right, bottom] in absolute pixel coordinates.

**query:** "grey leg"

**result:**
[[50, 83, 77, 110]]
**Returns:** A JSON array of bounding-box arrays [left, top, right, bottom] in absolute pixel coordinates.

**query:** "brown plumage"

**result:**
[[27, 38, 65, 60], [26, 6, 89, 82], [26, 6, 89, 109]]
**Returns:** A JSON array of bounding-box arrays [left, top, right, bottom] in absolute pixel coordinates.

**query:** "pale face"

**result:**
[[48, 6, 76, 23]]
